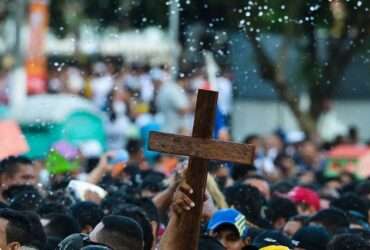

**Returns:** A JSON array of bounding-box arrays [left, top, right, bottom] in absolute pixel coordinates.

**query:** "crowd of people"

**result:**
[[0, 58, 370, 250], [1, 58, 234, 148]]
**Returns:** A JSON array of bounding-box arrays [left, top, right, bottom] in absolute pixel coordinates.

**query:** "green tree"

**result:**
[[238, 0, 369, 134], [179, 0, 369, 135]]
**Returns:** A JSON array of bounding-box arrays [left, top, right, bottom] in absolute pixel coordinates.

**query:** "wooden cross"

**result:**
[[149, 89, 255, 250]]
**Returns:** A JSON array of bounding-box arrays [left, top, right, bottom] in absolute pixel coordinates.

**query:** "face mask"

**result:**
[[216, 176, 227, 189], [113, 101, 126, 115]]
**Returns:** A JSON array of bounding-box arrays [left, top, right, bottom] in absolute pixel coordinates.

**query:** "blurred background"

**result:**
[[0, 0, 369, 159]]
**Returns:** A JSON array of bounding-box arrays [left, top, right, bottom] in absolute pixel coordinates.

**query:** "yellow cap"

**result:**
[[260, 246, 290, 250]]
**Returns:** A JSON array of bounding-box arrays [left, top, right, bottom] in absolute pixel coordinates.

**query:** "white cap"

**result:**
[[79, 140, 103, 158]]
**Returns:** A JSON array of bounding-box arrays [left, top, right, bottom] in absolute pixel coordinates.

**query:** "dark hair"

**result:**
[[271, 181, 295, 194], [46, 236, 63, 250], [126, 139, 142, 155], [140, 179, 163, 195], [100, 194, 128, 216], [113, 204, 153, 250], [327, 234, 370, 250], [132, 198, 159, 226], [140, 170, 166, 194], [356, 180, 370, 197], [330, 193, 368, 221], [38, 201, 70, 217], [289, 215, 309, 225], [44, 213, 81, 239], [230, 164, 256, 181], [98, 215, 143, 250], [140, 170, 165, 183], [224, 184, 267, 227], [57, 233, 113, 250], [207, 161, 223, 174], [348, 228, 370, 242], [71, 202, 104, 230], [292, 225, 330, 250], [0, 208, 33, 246], [198, 236, 225, 250], [274, 153, 289, 167], [243, 134, 259, 144], [266, 196, 297, 225], [0, 156, 33, 177], [23, 211, 47, 250], [308, 208, 349, 234], [348, 126, 358, 141]]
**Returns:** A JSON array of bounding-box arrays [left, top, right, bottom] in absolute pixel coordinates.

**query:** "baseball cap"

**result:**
[[57, 234, 112, 250], [292, 226, 330, 250], [252, 230, 294, 249], [207, 208, 248, 238], [260, 246, 290, 250], [287, 186, 320, 211]]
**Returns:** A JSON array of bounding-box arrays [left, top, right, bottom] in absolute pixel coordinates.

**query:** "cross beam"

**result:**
[[149, 132, 255, 165], [149, 89, 255, 250]]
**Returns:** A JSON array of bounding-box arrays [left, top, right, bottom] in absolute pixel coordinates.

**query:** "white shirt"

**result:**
[[156, 81, 189, 133], [105, 115, 132, 150], [91, 74, 114, 109], [140, 74, 154, 102], [216, 76, 233, 115]]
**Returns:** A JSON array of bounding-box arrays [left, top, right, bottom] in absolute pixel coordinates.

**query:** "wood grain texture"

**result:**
[[174, 89, 218, 250], [148, 132, 255, 165]]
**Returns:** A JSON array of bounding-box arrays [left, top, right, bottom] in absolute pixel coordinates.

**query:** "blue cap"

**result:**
[[207, 209, 248, 238], [109, 150, 129, 164]]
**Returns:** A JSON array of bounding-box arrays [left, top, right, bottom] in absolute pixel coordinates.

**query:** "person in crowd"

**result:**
[[287, 186, 321, 216], [244, 176, 271, 200], [0, 157, 37, 195], [90, 62, 114, 110], [89, 215, 144, 250], [71, 202, 104, 234], [152, 68, 190, 133], [252, 230, 294, 249], [0, 208, 36, 249], [113, 204, 153, 250], [104, 87, 133, 150], [207, 208, 249, 250], [330, 193, 369, 229], [282, 215, 308, 238], [266, 197, 297, 230], [224, 184, 270, 228], [326, 233, 370, 250], [292, 225, 330, 250], [307, 208, 349, 235], [44, 214, 81, 242]]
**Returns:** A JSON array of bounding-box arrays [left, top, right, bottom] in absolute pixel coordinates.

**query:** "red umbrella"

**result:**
[[325, 145, 370, 178], [328, 145, 369, 159], [0, 120, 29, 159]]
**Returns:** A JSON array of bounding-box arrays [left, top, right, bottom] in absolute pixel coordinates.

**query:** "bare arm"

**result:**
[[87, 153, 112, 184], [152, 173, 182, 214], [152, 186, 176, 215], [159, 183, 195, 250]]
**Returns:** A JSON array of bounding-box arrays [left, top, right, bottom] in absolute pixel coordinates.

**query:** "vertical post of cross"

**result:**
[[174, 89, 218, 250]]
